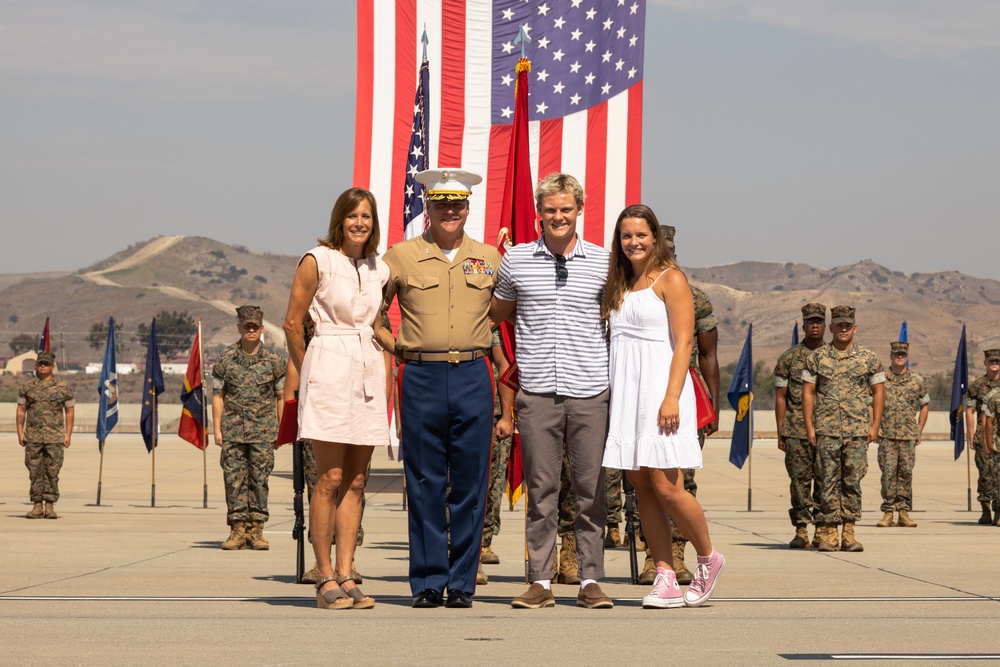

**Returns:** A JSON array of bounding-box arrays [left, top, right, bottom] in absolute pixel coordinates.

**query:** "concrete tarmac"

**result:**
[[2, 432, 1000, 666]]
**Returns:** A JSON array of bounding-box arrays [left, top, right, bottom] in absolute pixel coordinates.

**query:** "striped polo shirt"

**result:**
[[494, 235, 610, 397]]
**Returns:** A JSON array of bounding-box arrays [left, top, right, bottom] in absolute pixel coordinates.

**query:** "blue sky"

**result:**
[[2, 1, 998, 279]]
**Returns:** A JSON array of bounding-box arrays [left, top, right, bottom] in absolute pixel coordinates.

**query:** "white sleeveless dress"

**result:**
[[298, 246, 390, 445], [603, 273, 702, 470]]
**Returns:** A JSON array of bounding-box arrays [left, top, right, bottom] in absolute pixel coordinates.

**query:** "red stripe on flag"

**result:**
[[388, 2, 418, 248], [537, 119, 563, 183], [485, 124, 510, 248], [625, 82, 643, 206], [584, 103, 608, 245], [437, 0, 467, 166], [352, 0, 375, 189]]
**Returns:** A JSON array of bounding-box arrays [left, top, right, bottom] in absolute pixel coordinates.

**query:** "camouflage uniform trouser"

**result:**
[[558, 450, 623, 535], [221, 441, 274, 525], [878, 439, 916, 512], [816, 436, 868, 525], [303, 440, 368, 546], [482, 433, 512, 548], [24, 441, 64, 503], [785, 437, 820, 526], [974, 448, 999, 509]]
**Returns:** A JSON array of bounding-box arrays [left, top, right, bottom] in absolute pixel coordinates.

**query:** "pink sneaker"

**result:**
[[683, 550, 725, 607], [641, 571, 684, 609]]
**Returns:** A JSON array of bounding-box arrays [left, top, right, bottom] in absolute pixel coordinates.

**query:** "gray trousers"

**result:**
[[518, 389, 609, 582]]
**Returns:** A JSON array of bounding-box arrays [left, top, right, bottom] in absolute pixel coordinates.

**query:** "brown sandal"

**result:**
[[337, 575, 375, 609], [315, 576, 352, 610]]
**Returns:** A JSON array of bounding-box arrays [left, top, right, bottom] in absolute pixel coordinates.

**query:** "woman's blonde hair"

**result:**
[[602, 204, 678, 320]]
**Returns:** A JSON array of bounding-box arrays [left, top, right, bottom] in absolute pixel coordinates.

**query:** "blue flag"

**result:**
[[949, 325, 968, 460], [791, 322, 799, 347], [139, 318, 165, 453], [899, 321, 909, 368], [96, 317, 119, 446], [728, 324, 753, 469]]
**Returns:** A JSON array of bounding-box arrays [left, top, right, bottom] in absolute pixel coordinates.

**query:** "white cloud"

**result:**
[[651, 0, 1000, 60]]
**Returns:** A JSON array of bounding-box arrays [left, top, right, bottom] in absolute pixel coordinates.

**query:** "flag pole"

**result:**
[[199, 320, 208, 509], [151, 393, 157, 508], [747, 399, 754, 512], [966, 443, 972, 512], [97, 441, 106, 505]]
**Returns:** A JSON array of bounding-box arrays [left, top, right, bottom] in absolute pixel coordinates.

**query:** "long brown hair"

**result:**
[[602, 204, 679, 319], [319, 188, 381, 257]]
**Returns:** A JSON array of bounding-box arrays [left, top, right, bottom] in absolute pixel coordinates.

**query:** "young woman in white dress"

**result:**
[[602, 204, 725, 609]]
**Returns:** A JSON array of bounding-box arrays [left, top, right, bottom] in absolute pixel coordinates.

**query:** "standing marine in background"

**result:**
[[965, 349, 1000, 525], [212, 305, 285, 551], [803, 305, 885, 553], [16, 351, 74, 520], [876, 341, 929, 528], [773, 303, 827, 548]]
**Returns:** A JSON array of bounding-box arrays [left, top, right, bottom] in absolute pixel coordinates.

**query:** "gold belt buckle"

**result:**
[[448, 350, 461, 364]]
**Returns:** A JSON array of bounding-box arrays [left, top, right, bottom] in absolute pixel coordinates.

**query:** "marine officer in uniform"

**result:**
[[802, 305, 885, 552], [965, 349, 1000, 525], [379, 168, 500, 609], [773, 303, 827, 548]]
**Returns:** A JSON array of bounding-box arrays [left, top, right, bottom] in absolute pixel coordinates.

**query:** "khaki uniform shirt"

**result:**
[[18, 377, 75, 443], [212, 342, 285, 444], [964, 375, 1000, 446], [382, 232, 499, 352], [880, 369, 930, 441], [773, 343, 813, 440], [802, 342, 886, 438]]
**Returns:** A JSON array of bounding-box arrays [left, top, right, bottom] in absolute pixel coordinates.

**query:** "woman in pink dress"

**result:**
[[283, 188, 390, 609], [602, 204, 725, 609]]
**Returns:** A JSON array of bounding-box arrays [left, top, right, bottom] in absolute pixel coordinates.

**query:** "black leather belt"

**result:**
[[400, 349, 487, 364]]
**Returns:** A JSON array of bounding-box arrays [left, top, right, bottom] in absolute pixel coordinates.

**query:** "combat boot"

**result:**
[[896, 510, 917, 527], [604, 524, 622, 548], [978, 502, 992, 525], [246, 521, 269, 550], [638, 550, 657, 585], [558, 533, 580, 584], [788, 525, 809, 549], [480, 545, 500, 564], [840, 522, 863, 552], [301, 562, 320, 584], [672, 541, 693, 585], [809, 526, 820, 548], [876, 511, 896, 528], [816, 525, 839, 552], [221, 522, 247, 550], [26, 502, 44, 519], [43, 502, 58, 519], [476, 562, 488, 585]]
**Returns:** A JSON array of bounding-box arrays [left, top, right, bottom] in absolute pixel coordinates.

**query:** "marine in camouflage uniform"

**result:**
[[481, 331, 514, 574], [979, 383, 1000, 527], [773, 303, 826, 547], [964, 349, 1000, 524], [16, 351, 74, 519], [803, 306, 885, 552], [212, 305, 285, 550], [876, 341, 930, 528]]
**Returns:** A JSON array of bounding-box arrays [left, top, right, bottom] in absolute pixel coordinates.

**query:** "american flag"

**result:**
[[402, 33, 430, 239], [354, 0, 645, 252]]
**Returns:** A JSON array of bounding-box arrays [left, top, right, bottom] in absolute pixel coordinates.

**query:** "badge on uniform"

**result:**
[[463, 259, 494, 275]]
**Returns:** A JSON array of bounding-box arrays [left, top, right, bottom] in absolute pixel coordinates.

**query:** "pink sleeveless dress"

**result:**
[[298, 246, 390, 445]]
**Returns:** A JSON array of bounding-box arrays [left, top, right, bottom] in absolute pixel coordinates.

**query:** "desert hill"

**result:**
[[1, 237, 997, 376]]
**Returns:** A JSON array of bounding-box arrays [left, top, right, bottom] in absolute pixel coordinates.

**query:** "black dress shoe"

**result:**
[[446, 591, 473, 608], [412, 589, 443, 608]]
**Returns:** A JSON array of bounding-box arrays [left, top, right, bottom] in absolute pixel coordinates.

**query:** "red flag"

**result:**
[[275, 398, 298, 449], [178, 329, 206, 449], [498, 57, 536, 510], [37, 317, 51, 353], [354, 1, 644, 255]]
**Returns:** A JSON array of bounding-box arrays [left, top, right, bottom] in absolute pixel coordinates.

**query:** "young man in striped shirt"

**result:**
[[490, 172, 614, 609]]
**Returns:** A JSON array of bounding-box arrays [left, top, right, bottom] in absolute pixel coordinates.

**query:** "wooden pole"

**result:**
[[96, 441, 106, 506], [967, 444, 972, 512], [747, 400, 754, 512], [199, 320, 208, 509], [151, 393, 157, 508]]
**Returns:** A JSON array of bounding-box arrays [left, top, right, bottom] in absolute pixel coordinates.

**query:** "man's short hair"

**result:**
[[535, 173, 585, 210]]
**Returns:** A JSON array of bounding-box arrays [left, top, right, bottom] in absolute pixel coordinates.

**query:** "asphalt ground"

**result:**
[[2, 432, 1000, 666]]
